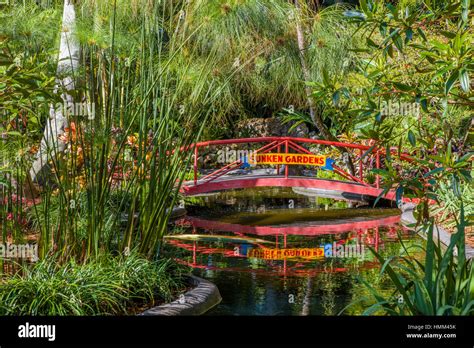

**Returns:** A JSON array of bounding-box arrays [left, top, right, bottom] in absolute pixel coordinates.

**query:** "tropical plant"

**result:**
[[431, 179, 474, 230], [310, 0, 472, 164], [179, 1, 356, 133], [334, 0, 474, 316], [0, 252, 186, 315], [353, 205, 473, 315], [1, 0, 237, 265]]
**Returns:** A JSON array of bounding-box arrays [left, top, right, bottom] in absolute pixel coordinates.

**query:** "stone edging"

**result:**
[[400, 203, 474, 259], [139, 275, 222, 316], [170, 206, 187, 220], [292, 187, 369, 202]]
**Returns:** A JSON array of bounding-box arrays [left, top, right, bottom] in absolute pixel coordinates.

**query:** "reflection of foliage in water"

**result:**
[[185, 187, 352, 213], [342, 237, 425, 315], [320, 262, 337, 315]]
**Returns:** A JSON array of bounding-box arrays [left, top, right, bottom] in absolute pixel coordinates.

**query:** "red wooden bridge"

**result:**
[[181, 136, 413, 202]]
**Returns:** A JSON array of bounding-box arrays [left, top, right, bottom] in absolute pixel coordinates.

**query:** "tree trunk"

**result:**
[[301, 276, 313, 315], [293, 0, 356, 176], [29, 0, 80, 184]]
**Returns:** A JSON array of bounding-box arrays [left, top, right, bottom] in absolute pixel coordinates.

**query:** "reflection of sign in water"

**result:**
[[247, 247, 325, 260], [246, 242, 365, 260], [248, 153, 332, 167]]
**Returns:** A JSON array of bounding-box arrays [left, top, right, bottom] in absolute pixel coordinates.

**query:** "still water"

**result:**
[[164, 187, 423, 315]]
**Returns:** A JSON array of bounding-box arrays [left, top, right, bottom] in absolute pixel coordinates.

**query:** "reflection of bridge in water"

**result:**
[[181, 137, 415, 203], [167, 215, 404, 277], [179, 214, 400, 236]]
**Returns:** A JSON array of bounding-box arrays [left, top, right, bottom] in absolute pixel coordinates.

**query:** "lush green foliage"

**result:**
[[311, 0, 472, 149], [0, 252, 186, 315], [0, 0, 362, 262], [356, 207, 473, 315], [0, 0, 472, 317], [2, 0, 227, 261], [335, 0, 474, 316], [432, 180, 474, 230]]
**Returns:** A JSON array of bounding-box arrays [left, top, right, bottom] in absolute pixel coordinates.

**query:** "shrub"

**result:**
[[0, 253, 187, 315]]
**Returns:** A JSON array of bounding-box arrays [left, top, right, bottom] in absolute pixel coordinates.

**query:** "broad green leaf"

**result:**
[[416, 27, 427, 42], [420, 98, 428, 112], [405, 28, 413, 43], [423, 167, 444, 177], [332, 91, 340, 107], [393, 82, 413, 92], [360, 0, 369, 14], [392, 32, 403, 51], [386, 3, 398, 19], [445, 70, 459, 95], [461, 0, 470, 23], [343, 10, 367, 20], [395, 186, 403, 205], [379, 22, 387, 36], [459, 70, 470, 93], [456, 152, 473, 163], [6, 131, 23, 137], [322, 68, 330, 86], [408, 130, 416, 146], [386, 44, 394, 58], [374, 111, 382, 122], [366, 37, 379, 48], [439, 30, 456, 39], [423, 223, 435, 296]]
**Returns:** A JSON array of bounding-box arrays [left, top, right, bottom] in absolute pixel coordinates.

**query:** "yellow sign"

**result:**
[[249, 153, 327, 166], [248, 247, 325, 260]]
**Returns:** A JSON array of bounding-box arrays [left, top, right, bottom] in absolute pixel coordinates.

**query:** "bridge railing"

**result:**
[[187, 136, 413, 189]]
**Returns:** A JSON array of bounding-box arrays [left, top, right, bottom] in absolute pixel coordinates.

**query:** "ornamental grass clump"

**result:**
[[0, 252, 185, 315]]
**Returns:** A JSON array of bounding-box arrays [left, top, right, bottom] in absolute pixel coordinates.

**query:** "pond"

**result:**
[[164, 187, 424, 315]]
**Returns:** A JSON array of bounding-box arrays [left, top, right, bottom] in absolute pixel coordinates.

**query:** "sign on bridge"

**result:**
[[247, 153, 334, 169]]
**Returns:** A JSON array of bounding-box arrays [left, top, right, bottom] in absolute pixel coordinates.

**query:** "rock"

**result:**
[[235, 117, 309, 138], [139, 275, 222, 316]]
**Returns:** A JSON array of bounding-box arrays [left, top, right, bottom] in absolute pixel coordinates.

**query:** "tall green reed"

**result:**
[[28, 0, 230, 262]]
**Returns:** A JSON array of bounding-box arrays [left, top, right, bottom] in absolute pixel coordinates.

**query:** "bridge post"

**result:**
[[375, 150, 380, 189], [359, 149, 363, 182], [194, 145, 198, 185], [285, 141, 289, 179], [276, 144, 281, 175]]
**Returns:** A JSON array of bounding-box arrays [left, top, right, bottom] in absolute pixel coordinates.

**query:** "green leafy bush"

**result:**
[[352, 206, 474, 315], [431, 180, 474, 231], [0, 253, 186, 315]]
